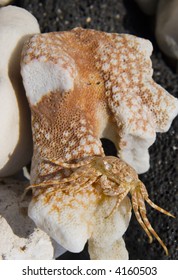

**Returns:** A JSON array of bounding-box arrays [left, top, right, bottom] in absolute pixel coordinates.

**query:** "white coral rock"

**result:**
[[20, 28, 178, 259], [0, 178, 66, 259], [21, 29, 178, 174], [88, 197, 131, 260], [0, 178, 53, 259], [0, 6, 40, 176], [28, 185, 131, 258], [0, 219, 53, 260], [28, 186, 101, 253]]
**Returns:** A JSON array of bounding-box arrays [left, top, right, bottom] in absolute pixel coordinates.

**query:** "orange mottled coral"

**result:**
[[21, 28, 178, 258]]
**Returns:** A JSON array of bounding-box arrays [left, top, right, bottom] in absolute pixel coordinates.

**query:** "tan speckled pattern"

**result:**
[[21, 28, 178, 175]]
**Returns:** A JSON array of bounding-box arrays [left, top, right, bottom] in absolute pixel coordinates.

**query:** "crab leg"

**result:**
[[137, 191, 169, 255], [131, 189, 153, 243], [140, 183, 175, 218], [24, 171, 100, 199], [40, 158, 100, 179], [28, 164, 99, 189], [72, 175, 100, 194], [43, 156, 95, 169], [26, 172, 96, 192], [105, 186, 131, 218]]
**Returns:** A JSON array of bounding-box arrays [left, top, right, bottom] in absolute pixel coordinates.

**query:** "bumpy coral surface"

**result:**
[[21, 28, 178, 259], [22, 28, 178, 174]]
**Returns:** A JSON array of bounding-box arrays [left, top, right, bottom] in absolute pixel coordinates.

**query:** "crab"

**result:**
[[26, 155, 174, 255]]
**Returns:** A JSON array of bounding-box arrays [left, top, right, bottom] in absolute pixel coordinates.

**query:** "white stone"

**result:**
[[155, 0, 178, 60], [0, 0, 13, 6], [135, 0, 178, 64], [0, 6, 40, 176], [135, 0, 158, 15], [0, 177, 66, 259]]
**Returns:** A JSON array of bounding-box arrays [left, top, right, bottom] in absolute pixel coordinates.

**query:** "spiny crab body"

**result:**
[[21, 28, 178, 259]]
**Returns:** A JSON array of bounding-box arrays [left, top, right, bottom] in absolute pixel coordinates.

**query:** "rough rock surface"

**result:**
[[88, 197, 131, 259], [0, 177, 64, 259]]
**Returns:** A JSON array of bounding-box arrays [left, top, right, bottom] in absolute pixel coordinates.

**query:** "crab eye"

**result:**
[[125, 176, 132, 183], [103, 161, 112, 170]]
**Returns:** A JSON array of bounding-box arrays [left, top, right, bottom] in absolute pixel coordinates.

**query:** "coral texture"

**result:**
[[0, 178, 56, 259], [21, 28, 178, 259]]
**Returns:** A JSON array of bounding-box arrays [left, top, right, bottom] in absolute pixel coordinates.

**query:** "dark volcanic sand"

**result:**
[[13, 0, 178, 260]]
